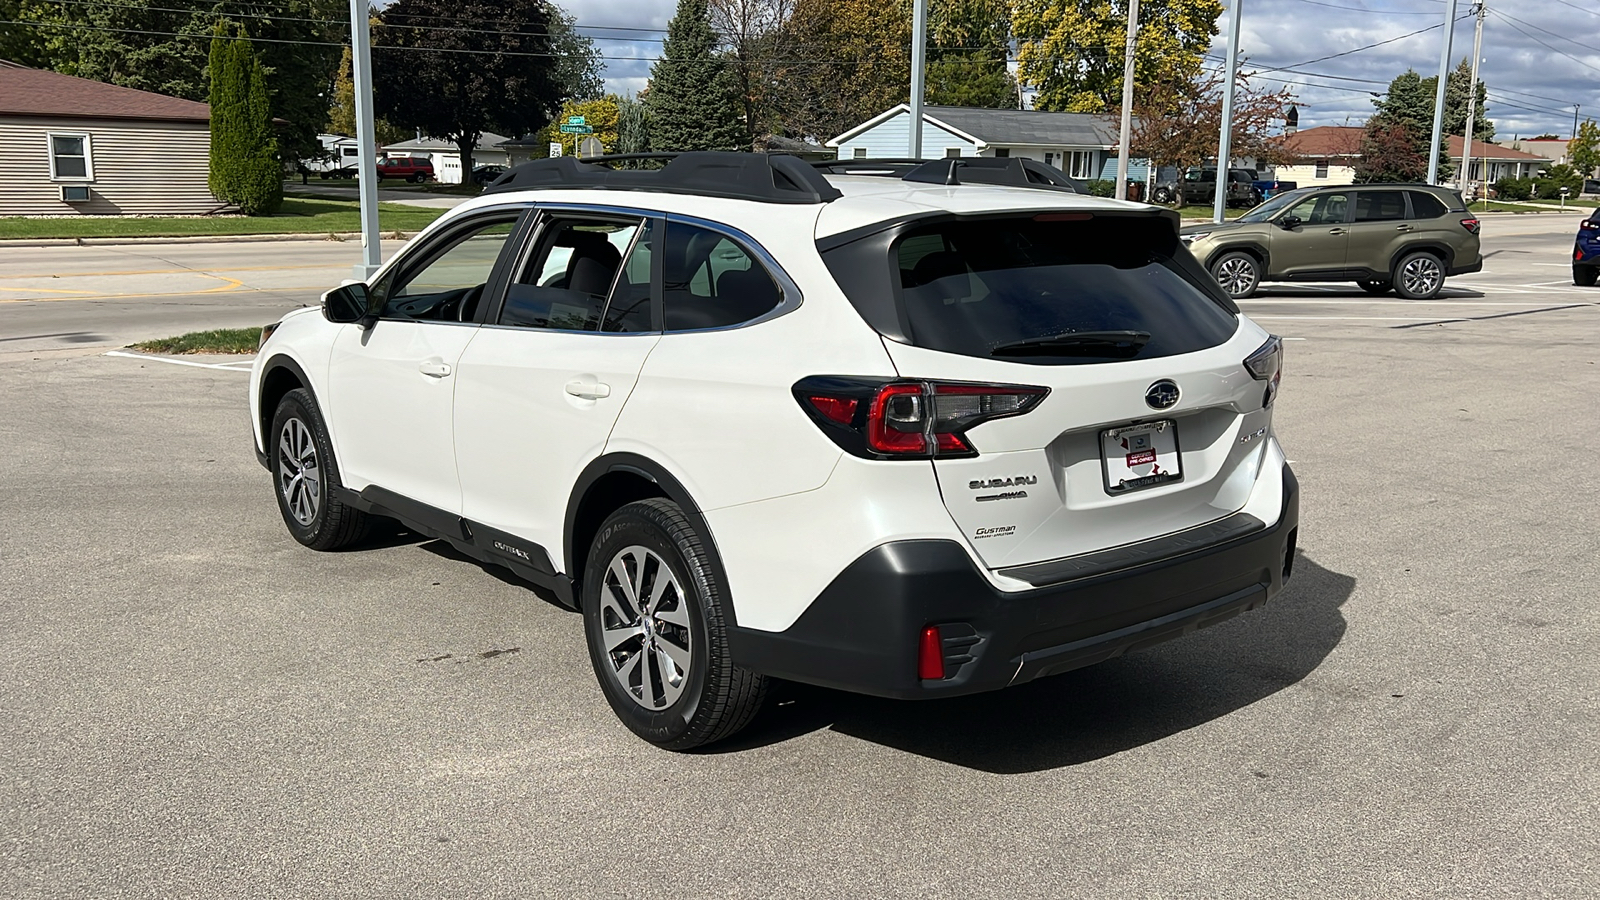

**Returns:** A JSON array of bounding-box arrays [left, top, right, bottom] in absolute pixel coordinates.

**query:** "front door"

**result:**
[[1270, 190, 1350, 278], [325, 213, 522, 513], [454, 211, 661, 567]]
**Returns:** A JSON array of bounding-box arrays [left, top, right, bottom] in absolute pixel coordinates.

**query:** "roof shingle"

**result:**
[[0, 61, 210, 122]]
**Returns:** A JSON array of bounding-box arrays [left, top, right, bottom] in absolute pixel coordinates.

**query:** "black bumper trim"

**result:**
[[998, 511, 1265, 587], [1449, 259, 1483, 276], [729, 466, 1298, 700]]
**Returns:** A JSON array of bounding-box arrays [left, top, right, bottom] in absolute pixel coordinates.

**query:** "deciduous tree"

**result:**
[[372, 0, 563, 175], [771, 0, 911, 142], [1354, 120, 1427, 183], [648, 0, 746, 152], [1013, 0, 1221, 113], [325, 46, 412, 146], [1118, 69, 1296, 171], [1569, 119, 1600, 177]]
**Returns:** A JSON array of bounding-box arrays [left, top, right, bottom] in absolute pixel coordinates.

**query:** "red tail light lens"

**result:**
[[1244, 335, 1283, 408], [918, 625, 945, 680], [794, 376, 1048, 459], [1580, 220, 1599, 230], [1460, 217, 1480, 234]]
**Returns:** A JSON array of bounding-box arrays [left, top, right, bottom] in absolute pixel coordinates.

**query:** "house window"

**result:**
[[994, 148, 1009, 158], [48, 133, 93, 181], [945, 148, 961, 158], [1315, 159, 1329, 178], [1066, 150, 1092, 179], [1044, 152, 1056, 167], [852, 147, 867, 159]]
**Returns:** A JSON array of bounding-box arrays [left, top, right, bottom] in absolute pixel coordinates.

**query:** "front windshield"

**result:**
[[1236, 189, 1309, 223]]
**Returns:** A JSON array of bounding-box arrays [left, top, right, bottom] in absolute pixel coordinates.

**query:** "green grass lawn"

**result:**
[[0, 196, 445, 240], [131, 327, 263, 355]]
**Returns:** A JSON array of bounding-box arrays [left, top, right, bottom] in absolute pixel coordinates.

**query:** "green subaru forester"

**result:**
[[1180, 184, 1482, 300]]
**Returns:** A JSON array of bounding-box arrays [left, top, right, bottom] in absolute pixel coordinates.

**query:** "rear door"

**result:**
[[859, 214, 1278, 569], [453, 210, 661, 561], [1344, 189, 1410, 277]]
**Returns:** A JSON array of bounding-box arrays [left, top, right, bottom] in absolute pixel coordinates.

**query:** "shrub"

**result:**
[[1494, 177, 1531, 201], [1083, 179, 1116, 197]]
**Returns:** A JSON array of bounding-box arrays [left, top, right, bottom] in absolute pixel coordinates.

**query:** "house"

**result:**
[[826, 104, 1147, 181], [0, 61, 214, 216], [1278, 125, 1548, 187]]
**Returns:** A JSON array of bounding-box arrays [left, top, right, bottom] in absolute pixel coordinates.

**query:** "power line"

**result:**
[[1254, 17, 1465, 73], [1284, 0, 1441, 14], [1488, 10, 1600, 76]]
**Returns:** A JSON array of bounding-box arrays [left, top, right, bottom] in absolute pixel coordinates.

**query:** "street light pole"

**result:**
[[1115, 0, 1139, 200], [1427, 0, 1460, 185], [1213, 0, 1242, 224], [348, 0, 380, 280], [909, 0, 928, 159]]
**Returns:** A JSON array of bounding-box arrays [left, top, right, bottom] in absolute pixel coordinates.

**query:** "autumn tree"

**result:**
[[325, 46, 411, 145], [1354, 120, 1427, 183], [539, 96, 622, 157], [648, 0, 748, 151], [1119, 69, 1296, 172], [372, 0, 563, 175], [1569, 119, 1600, 177], [1014, 0, 1221, 113], [771, 0, 911, 142]]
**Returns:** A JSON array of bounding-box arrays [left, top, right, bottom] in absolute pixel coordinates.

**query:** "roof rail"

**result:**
[[484, 151, 842, 204], [901, 157, 1084, 193], [810, 158, 927, 176]]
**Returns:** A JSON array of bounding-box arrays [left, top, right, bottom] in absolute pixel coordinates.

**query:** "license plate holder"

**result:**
[[1101, 420, 1183, 494]]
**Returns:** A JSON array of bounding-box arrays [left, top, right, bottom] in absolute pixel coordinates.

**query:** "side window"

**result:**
[[373, 216, 518, 321], [500, 217, 650, 332], [1354, 191, 1406, 222], [1408, 191, 1448, 219], [1290, 192, 1348, 225], [662, 222, 783, 331]]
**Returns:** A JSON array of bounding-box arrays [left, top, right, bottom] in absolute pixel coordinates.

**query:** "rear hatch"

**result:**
[[821, 211, 1282, 570]]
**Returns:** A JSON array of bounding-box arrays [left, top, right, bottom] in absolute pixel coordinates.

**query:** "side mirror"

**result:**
[[1278, 215, 1302, 230], [322, 283, 371, 324]]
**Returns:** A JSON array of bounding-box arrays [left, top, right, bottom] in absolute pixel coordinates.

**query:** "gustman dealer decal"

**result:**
[[973, 525, 1017, 540]]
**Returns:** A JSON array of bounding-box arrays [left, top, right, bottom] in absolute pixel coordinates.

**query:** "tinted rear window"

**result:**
[[882, 217, 1238, 365], [1408, 191, 1448, 218]]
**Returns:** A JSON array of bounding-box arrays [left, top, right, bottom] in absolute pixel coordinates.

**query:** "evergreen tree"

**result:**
[[647, 0, 746, 152], [1368, 69, 1451, 180], [207, 24, 245, 204], [616, 94, 652, 154], [208, 26, 280, 215]]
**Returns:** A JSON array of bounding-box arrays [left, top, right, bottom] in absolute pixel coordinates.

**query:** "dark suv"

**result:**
[[1153, 167, 1262, 208], [1180, 184, 1482, 299], [1574, 208, 1599, 286]]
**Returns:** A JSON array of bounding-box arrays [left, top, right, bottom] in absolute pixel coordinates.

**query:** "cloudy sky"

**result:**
[[564, 0, 1600, 140]]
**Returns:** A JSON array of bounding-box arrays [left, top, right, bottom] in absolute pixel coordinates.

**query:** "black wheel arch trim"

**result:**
[[1205, 242, 1271, 276], [1390, 242, 1455, 274], [563, 453, 730, 619], [256, 353, 314, 469]]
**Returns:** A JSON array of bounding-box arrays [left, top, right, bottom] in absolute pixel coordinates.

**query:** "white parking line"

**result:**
[[105, 350, 254, 371], [1240, 299, 1557, 306]]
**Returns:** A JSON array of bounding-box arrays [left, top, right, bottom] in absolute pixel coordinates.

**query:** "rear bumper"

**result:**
[[1448, 258, 1483, 276], [730, 466, 1299, 699]]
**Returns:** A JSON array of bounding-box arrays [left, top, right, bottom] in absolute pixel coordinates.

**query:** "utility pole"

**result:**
[[909, 0, 928, 159], [1575, 105, 1582, 141], [1213, 0, 1242, 224], [348, 0, 380, 280], [1427, 0, 1460, 185], [1458, 1, 1485, 198], [1114, 0, 1139, 200]]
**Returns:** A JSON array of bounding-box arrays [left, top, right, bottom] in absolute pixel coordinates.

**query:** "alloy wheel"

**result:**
[[277, 417, 321, 526], [1402, 256, 1442, 296], [1216, 256, 1258, 296], [599, 546, 694, 710]]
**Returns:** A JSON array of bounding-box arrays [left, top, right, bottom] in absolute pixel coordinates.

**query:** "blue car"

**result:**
[[1577, 208, 1600, 286]]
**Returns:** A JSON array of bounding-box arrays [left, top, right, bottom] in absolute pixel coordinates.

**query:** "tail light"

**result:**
[[1244, 335, 1283, 408], [1580, 220, 1599, 231], [794, 376, 1048, 459], [1460, 217, 1480, 234]]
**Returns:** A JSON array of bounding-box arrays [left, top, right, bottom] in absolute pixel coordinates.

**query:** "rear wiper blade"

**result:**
[[989, 330, 1151, 357]]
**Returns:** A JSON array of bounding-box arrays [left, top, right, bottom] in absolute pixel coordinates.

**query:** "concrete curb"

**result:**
[[0, 231, 415, 248]]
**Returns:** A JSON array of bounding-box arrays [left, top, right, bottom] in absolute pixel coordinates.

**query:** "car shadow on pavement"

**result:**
[[716, 551, 1354, 774], [1257, 286, 1485, 300]]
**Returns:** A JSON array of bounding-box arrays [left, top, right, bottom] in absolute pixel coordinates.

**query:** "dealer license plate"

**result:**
[[1101, 420, 1183, 494]]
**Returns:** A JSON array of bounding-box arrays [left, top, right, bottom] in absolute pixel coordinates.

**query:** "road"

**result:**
[[1, 216, 1596, 898]]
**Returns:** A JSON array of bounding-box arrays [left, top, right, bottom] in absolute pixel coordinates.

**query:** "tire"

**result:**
[[1152, 186, 1173, 205], [1210, 250, 1261, 299], [582, 499, 767, 750], [1393, 251, 1445, 299], [410, 173, 424, 184], [1358, 279, 1393, 295], [1575, 265, 1598, 287], [268, 388, 371, 551]]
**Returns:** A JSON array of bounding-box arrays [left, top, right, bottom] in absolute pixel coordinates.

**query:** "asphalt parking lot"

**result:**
[[2, 217, 1596, 898]]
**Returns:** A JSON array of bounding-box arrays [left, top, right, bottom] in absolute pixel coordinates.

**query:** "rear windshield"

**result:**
[[871, 216, 1238, 365]]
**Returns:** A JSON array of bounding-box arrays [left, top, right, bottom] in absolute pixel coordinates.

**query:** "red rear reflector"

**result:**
[[1580, 248, 1586, 262], [806, 395, 858, 425], [918, 625, 945, 680], [1034, 212, 1092, 222]]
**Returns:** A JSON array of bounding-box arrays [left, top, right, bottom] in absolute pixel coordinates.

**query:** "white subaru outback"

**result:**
[[250, 153, 1298, 749]]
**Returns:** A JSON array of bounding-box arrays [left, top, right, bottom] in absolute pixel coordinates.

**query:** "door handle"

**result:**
[[565, 379, 612, 400], [1327, 228, 1347, 235], [419, 360, 452, 378], [1396, 224, 1414, 232]]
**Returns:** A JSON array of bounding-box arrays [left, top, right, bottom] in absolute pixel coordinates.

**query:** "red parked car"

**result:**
[[374, 157, 434, 183]]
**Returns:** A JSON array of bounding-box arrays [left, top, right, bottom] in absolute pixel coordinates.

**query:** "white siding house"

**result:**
[[827, 104, 1140, 181], [0, 61, 215, 216]]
